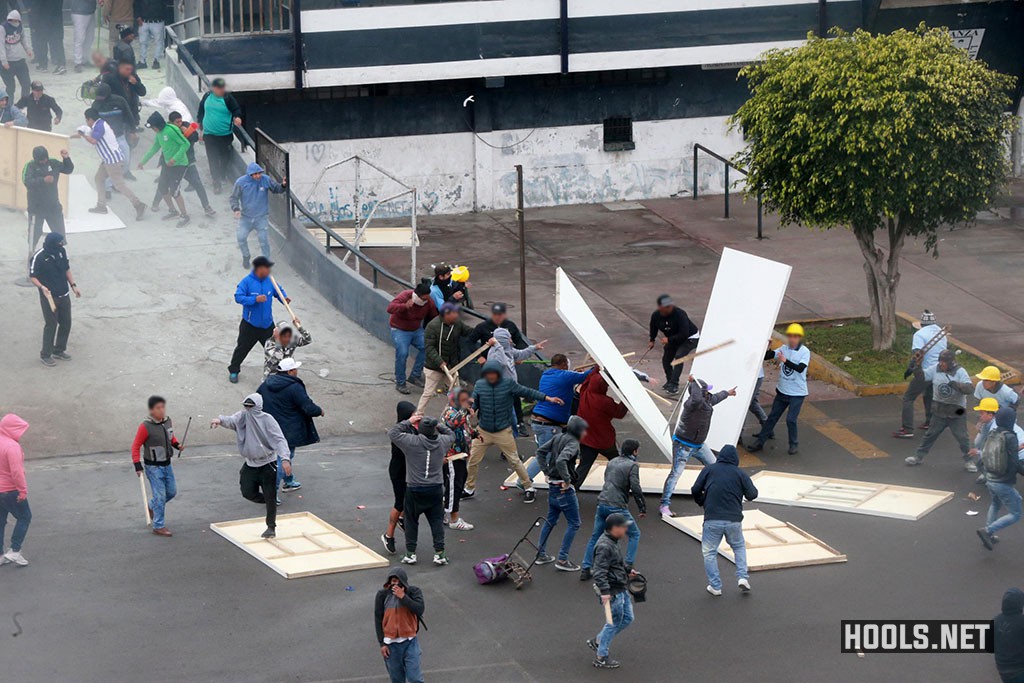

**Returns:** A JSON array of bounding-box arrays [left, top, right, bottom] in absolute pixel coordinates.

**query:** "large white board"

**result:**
[[685, 248, 792, 451], [556, 268, 673, 459]]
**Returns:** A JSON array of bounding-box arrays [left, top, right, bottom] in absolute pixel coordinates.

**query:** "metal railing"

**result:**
[[692, 143, 764, 239], [201, 0, 292, 35]]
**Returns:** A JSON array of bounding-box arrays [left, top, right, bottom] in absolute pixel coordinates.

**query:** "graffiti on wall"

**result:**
[[302, 185, 442, 223]]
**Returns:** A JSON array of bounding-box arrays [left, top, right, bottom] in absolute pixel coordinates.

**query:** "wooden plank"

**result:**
[[662, 509, 847, 571], [506, 459, 701, 495], [308, 226, 419, 248], [210, 511, 388, 579], [749, 471, 953, 521]]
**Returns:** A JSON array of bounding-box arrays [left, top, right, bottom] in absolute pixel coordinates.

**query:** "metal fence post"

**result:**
[[411, 188, 418, 285], [724, 164, 730, 218], [516, 164, 528, 336], [757, 191, 763, 239], [692, 145, 698, 200]]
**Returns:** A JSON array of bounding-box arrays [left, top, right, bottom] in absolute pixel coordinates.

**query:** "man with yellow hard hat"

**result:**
[[749, 323, 810, 455], [974, 366, 1019, 412]]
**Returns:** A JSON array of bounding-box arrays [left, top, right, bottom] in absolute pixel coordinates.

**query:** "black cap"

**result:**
[[657, 294, 673, 307], [621, 439, 640, 457], [211, 78, 226, 89], [418, 417, 438, 438], [605, 512, 633, 530], [251, 256, 274, 269], [491, 302, 507, 314], [120, 25, 136, 38]]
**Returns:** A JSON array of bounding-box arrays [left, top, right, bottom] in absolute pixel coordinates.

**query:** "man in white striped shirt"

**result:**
[[75, 108, 146, 220]]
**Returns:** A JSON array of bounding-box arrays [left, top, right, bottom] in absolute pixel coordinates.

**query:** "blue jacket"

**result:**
[[234, 271, 286, 329], [690, 445, 758, 523], [257, 373, 322, 448], [230, 162, 286, 218], [473, 360, 547, 433], [531, 367, 592, 425]]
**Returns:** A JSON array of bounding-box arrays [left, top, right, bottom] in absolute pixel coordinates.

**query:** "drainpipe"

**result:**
[[559, 0, 569, 74], [292, 0, 304, 90]]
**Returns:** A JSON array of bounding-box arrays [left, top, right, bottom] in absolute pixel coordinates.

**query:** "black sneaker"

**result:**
[[977, 528, 994, 551], [123, 171, 137, 181], [555, 559, 581, 572], [52, 352, 72, 361], [162, 211, 181, 221], [787, 446, 799, 455], [593, 657, 620, 669], [261, 527, 276, 539], [664, 384, 679, 395], [135, 203, 146, 220], [748, 441, 764, 453], [89, 205, 109, 214], [176, 215, 191, 228], [136, 61, 147, 70], [580, 568, 592, 581], [397, 516, 405, 531], [204, 206, 217, 217], [381, 533, 396, 555], [460, 489, 475, 500], [152, 59, 161, 69], [586, 638, 598, 652], [74, 64, 82, 73], [524, 489, 536, 504], [40, 356, 57, 367]]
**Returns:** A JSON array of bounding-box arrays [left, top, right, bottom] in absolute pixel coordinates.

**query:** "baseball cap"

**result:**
[[251, 256, 274, 269], [491, 302, 507, 314], [278, 358, 301, 372], [657, 294, 673, 307], [276, 320, 294, 334]]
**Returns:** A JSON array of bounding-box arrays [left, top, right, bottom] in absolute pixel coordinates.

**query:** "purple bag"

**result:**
[[473, 554, 510, 585]]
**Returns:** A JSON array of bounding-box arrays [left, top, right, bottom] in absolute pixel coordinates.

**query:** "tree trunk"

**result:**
[[853, 220, 904, 351]]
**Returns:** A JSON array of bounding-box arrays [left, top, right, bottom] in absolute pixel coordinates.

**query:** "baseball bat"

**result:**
[[269, 275, 298, 322], [603, 599, 614, 625], [670, 339, 736, 367]]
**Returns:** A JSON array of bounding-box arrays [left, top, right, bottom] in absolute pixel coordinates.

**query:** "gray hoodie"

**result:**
[[486, 327, 535, 382], [1, 11, 29, 67], [537, 415, 587, 483], [388, 420, 455, 487], [218, 393, 292, 467]]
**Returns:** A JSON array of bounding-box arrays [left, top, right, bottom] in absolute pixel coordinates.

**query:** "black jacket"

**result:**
[[649, 306, 698, 346], [374, 567, 426, 645], [134, 0, 165, 21], [15, 93, 62, 132], [113, 40, 135, 66], [537, 416, 586, 483], [674, 378, 730, 445], [691, 445, 758, 523], [93, 90, 133, 138], [29, 233, 71, 296], [996, 588, 1024, 679], [257, 373, 323, 449], [22, 157, 73, 212], [101, 71, 146, 128], [984, 407, 1024, 485], [592, 532, 628, 596], [597, 454, 646, 514], [472, 318, 527, 349]]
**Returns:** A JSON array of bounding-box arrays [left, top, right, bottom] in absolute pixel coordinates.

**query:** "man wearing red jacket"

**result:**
[[130, 396, 184, 537], [575, 372, 629, 486], [387, 281, 438, 395]]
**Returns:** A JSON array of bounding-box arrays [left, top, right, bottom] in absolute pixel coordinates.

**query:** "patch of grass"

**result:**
[[779, 319, 989, 386]]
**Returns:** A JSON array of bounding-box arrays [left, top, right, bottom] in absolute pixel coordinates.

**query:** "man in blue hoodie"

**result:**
[[526, 354, 593, 479], [691, 445, 758, 596], [230, 162, 287, 269], [228, 256, 289, 384]]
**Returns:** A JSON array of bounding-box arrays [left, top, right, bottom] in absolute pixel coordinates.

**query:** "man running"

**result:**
[[258, 357, 324, 494], [228, 257, 289, 384], [904, 349, 973, 469], [230, 162, 287, 267], [130, 396, 184, 537], [535, 416, 588, 572]]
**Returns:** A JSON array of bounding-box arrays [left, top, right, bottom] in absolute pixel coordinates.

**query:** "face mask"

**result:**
[[411, 294, 426, 306]]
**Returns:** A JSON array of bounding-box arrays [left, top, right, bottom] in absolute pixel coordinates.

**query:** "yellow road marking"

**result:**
[[801, 403, 888, 459], [737, 446, 766, 468]]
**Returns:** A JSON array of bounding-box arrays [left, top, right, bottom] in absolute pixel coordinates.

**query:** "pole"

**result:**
[[411, 187, 418, 285], [692, 145, 698, 200], [756, 191, 764, 240], [724, 164, 730, 218], [515, 165, 527, 335]]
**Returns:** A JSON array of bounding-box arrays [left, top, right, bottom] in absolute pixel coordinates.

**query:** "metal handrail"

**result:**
[[692, 143, 763, 239]]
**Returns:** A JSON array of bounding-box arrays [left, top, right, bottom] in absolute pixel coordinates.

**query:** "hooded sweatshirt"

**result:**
[[983, 407, 1024, 485], [22, 148, 73, 212], [388, 419, 455, 487], [217, 394, 291, 467], [92, 84, 132, 137], [140, 111, 191, 167], [29, 232, 71, 296], [390, 401, 417, 471], [374, 567, 425, 645], [537, 415, 586, 483], [0, 414, 29, 496], [674, 378, 730, 446], [995, 588, 1024, 679], [143, 86, 194, 123], [532, 366, 592, 425], [0, 12, 29, 67], [473, 360, 548, 433], [486, 327, 536, 382], [234, 270, 286, 329], [920, 350, 973, 415], [0, 89, 27, 126], [577, 372, 628, 450], [598, 448, 646, 514], [423, 313, 473, 372], [230, 162, 286, 217], [690, 445, 758, 523], [257, 373, 323, 449]]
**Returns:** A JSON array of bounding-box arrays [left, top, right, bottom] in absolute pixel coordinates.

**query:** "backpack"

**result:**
[[981, 429, 1008, 476], [473, 554, 509, 585]]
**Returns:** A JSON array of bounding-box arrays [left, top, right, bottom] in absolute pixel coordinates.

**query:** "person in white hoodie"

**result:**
[[143, 86, 193, 123], [211, 394, 292, 538], [487, 326, 545, 432]]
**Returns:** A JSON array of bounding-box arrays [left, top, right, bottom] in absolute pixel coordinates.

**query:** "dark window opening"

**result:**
[[603, 117, 635, 152]]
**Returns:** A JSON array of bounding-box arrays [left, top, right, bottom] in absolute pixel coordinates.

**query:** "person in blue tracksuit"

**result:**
[[527, 354, 593, 479], [230, 161, 287, 269], [227, 256, 289, 384]]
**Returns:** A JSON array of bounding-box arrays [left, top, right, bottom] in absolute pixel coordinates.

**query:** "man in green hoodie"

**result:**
[[138, 110, 191, 227], [416, 302, 485, 414]]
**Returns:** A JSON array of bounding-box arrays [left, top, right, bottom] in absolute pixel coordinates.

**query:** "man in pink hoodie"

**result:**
[[0, 414, 31, 566]]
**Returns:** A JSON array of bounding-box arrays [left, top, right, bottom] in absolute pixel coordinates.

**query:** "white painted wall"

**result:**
[[286, 116, 746, 220]]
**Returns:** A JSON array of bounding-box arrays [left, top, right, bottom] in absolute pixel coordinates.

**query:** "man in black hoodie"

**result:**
[[22, 145, 73, 251], [257, 358, 323, 495], [382, 401, 416, 556], [647, 294, 699, 395], [995, 588, 1024, 682], [691, 444, 758, 596], [977, 407, 1024, 550], [374, 567, 426, 683], [29, 232, 80, 366], [535, 415, 588, 572]]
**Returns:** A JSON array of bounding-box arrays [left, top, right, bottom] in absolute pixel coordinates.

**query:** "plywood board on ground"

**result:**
[[556, 268, 672, 459], [687, 248, 792, 451], [210, 511, 388, 579], [749, 471, 953, 521], [662, 509, 847, 570], [505, 458, 701, 495], [309, 226, 419, 248]]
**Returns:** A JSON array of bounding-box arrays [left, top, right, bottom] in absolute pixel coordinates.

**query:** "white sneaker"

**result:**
[[738, 578, 751, 593], [4, 550, 27, 566], [706, 585, 722, 596], [449, 518, 474, 531]]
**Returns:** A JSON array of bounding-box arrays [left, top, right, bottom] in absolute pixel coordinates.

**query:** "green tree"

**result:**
[[733, 27, 1015, 350]]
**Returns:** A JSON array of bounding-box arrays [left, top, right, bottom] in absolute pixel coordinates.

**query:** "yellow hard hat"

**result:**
[[976, 366, 1002, 382], [785, 323, 805, 337], [974, 397, 1000, 413], [450, 265, 470, 283]]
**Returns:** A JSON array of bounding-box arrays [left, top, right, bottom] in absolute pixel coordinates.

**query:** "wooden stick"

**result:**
[[577, 352, 636, 372], [603, 599, 614, 625], [269, 275, 298, 322], [139, 473, 151, 527], [43, 289, 56, 313], [444, 344, 492, 388], [646, 387, 674, 406], [670, 339, 736, 367]]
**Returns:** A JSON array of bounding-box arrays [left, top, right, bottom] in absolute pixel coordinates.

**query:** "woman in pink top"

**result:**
[[0, 414, 30, 566]]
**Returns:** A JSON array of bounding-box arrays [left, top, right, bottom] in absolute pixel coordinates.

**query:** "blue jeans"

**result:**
[[661, 439, 716, 506], [383, 637, 424, 683], [595, 591, 634, 658], [277, 448, 297, 489], [583, 505, 640, 569], [144, 465, 177, 530], [0, 491, 31, 552], [528, 423, 561, 479], [237, 214, 271, 262], [391, 327, 425, 386], [757, 391, 805, 447], [986, 482, 1023, 534], [748, 376, 768, 422], [537, 486, 581, 561], [137, 21, 164, 64], [702, 519, 748, 590]]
